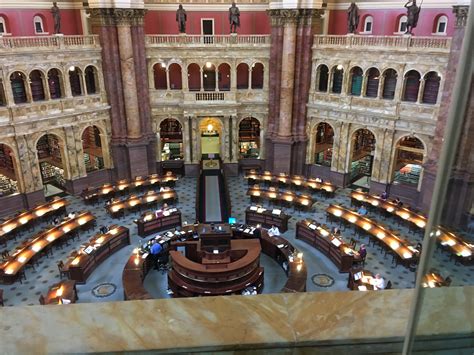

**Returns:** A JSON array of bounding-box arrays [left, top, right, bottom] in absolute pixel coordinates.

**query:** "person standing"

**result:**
[[150, 239, 163, 270]]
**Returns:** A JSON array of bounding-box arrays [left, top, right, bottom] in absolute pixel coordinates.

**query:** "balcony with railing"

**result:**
[[146, 35, 271, 48], [0, 35, 101, 52]]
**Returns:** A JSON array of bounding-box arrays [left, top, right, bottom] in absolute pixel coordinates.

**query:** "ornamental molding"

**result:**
[[268, 8, 324, 27], [452, 5, 469, 28], [87, 8, 147, 26]]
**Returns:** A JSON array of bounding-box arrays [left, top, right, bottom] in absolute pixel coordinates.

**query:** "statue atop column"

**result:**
[[347, 2, 360, 34], [404, 0, 421, 34], [176, 4, 187, 33], [51, 2, 61, 34], [229, 2, 240, 34]]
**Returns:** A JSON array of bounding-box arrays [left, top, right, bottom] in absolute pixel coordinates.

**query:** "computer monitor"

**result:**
[[228, 217, 237, 224]]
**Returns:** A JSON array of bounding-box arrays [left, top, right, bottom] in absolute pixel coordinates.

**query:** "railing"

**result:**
[[0, 35, 100, 51], [195, 92, 225, 101], [314, 35, 451, 51], [146, 35, 271, 46]]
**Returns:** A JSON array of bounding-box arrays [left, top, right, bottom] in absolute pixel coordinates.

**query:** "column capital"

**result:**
[[453, 5, 469, 28], [267, 8, 324, 27], [87, 8, 147, 26]]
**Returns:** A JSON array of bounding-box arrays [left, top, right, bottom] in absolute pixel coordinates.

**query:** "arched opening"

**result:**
[[239, 117, 260, 159], [349, 67, 363, 96], [69, 66, 83, 96], [218, 63, 231, 91], [82, 126, 104, 173], [160, 118, 183, 161], [363, 15, 373, 33], [392, 136, 424, 186], [169, 63, 182, 90], [203, 63, 216, 91], [317, 65, 329, 92], [331, 66, 344, 94], [200, 118, 222, 158], [36, 134, 65, 191], [0, 80, 6, 106], [251, 62, 264, 89], [10, 71, 28, 104], [48, 68, 63, 99], [29, 70, 46, 101], [33, 15, 45, 34], [85, 66, 98, 94], [314, 123, 334, 167], [422, 71, 441, 104], [237, 63, 249, 89], [349, 129, 376, 186], [365, 68, 380, 98], [397, 15, 408, 33], [0, 143, 19, 196], [402, 70, 421, 102], [434, 15, 448, 35], [153, 63, 167, 90], [382, 69, 397, 100], [187, 63, 201, 91]]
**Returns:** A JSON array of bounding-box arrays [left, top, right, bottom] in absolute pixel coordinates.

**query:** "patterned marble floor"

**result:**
[[1, 175, 473, 307]]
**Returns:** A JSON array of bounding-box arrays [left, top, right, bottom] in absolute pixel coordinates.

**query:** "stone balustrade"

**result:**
[[145, 35, 271, 47], [314, 35, 451, 52], [0, 35, 101, 52]]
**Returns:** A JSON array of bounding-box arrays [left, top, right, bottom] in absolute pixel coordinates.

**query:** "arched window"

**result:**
[[85, 66, 98, 94], [239, 117, 260, 159], [237, 63, 249, 89], [169, 63, 182, 90], [382, 69, 398, 100], [435, 15, 448, 35], [422, 71, 441, 104], [10, 71, 28, 104], [218, 63, 231, 91], [203, 62, 216, 91], [403, 70, 421, 102], [393, 136, 424, 186], [0, 16, 8, 34], [0, 144, 19, 196], [332, 66, 344, 94], [82, 126, 104, 172], [48, 69, 62, 99], [251, 63, 264, 89], [363, 16, 373, 34], [317, 65, 329, 92], [29, 70, 46, 101], [153, 63, 167, 90], [349, 67, 363, 96], [350, 129, 376, 185], [397, 15, 408, 33], [314, 122, 334, 167], [68, 66, 83, 96], [36, 134, 65, 188], [33, 15, 45, 34], [187, 63, 200, 91], [0, 80, 6, 106], [365, 68, 380, 98], [160, 119, 183, 161]]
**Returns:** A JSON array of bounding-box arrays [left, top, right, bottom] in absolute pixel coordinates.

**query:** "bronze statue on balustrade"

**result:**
[[229, 2, 240, 34], [51, 2, 61, 34], [176, 4, 187, 33], [404, 0, 421, 35], [347, 2, 360, 34]]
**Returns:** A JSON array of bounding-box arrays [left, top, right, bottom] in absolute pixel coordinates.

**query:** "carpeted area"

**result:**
[[1, 175, 473, 307]]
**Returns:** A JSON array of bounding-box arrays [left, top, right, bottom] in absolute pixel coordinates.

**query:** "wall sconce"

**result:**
[[207, 124, 213, 132], [206, 62, 212, 69], [337, 64, 343, 70], [69, 66, 75, 72]]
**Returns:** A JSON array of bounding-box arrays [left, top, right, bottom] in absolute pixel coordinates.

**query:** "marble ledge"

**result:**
[[0, 287, 473, 354]]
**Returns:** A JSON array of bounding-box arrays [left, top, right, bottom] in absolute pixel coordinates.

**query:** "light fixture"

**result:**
[[207, 124, 213, 132], [206, 62, 212, 68], [161, 63, 166, 68], [337, 64, 343, 70], [69, 66, 75, 72]]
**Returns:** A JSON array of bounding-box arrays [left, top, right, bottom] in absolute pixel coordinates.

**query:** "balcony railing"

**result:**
[[146, 35, 270, 47], [0, 35, 101, 51], [314, 35, 451, 52], [195, 92, 225, 101]]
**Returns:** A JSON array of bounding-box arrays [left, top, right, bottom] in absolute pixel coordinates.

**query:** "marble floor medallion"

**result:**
[[91, 283, 117, 298], [311, 274, 335, 288]]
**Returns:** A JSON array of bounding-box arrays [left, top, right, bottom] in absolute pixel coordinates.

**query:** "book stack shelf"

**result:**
[[11, 78, 27, 104], [30, 75, 45, 101]]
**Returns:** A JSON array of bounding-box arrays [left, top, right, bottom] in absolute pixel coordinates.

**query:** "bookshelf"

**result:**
[[30, 72, 45, 101], [40, 162, 65, 187], [11, 77, 27, 104]]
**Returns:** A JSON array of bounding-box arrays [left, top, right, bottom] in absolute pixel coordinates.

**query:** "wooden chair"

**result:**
[[444, 276, 452, 287], [385, 280, 393, 290], [17, 270, 27, 284], [57, 260, 69, 279], [1, 249, 10, 262], [0, 289, 4, 306], [38, 294, 45, 305], [349, 238, 357, 249]]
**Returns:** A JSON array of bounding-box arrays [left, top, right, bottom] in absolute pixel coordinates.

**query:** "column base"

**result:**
[[63, 169, 113, 195], [419, 170, 436, 213], [223, 163, 238, 176], [184, 163, 200, 177], [272, 140, 293, 174]]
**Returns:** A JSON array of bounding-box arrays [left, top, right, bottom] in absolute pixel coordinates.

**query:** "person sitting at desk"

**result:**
[[373, 274, 386, 290], [253, 225, 262, 239], [67, 211, 76, 219], [393, 197, 403, 207], [99, 225, 109, 234], [155, 209, 163, 218], [357, 206, 368, 216], [358, 244, 367, 259], [52, 217, 61, 226], [268, 225, 280, 237], [332, 227, 341, 236], [150, 239, 163, 270], [381, 191, 389, 200], [315, 176, 323, 183]]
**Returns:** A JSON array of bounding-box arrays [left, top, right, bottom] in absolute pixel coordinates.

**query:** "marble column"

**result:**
[[183, 118, 191, 163]]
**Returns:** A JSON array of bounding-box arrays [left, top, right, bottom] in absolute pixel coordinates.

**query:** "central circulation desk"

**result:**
[[134, 208, 182, 237], [64, 226, 130, 284], [245, 206, 290, 232], [296, 219, 359, 273]]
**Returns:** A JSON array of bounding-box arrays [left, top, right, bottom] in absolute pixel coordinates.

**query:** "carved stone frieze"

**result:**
[[453, 6, 469, 28], [88, 8, 147, 27], [268, 8, 324, 27]]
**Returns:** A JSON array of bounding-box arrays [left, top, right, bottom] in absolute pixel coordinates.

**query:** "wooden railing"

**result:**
[[0, 35, 100, 51], [314, 35, 451, 51], [146, 35, 270, 46], [195, 92, 225, 101]]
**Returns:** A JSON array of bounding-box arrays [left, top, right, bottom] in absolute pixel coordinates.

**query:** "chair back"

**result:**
[[57, 260, 64, 270], [444, 276, 452, 287], [385, 280, 392, 290], [39, 294, 45, 305]]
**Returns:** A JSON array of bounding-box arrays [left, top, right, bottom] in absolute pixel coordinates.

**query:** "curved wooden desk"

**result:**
[[134, 208, 182, 237], [245, 206, 290, 232], [296, 219, 359, 273], [106, 189, 177, 218], [64, 226, 130, 284], [247, 186, 314, 210]]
